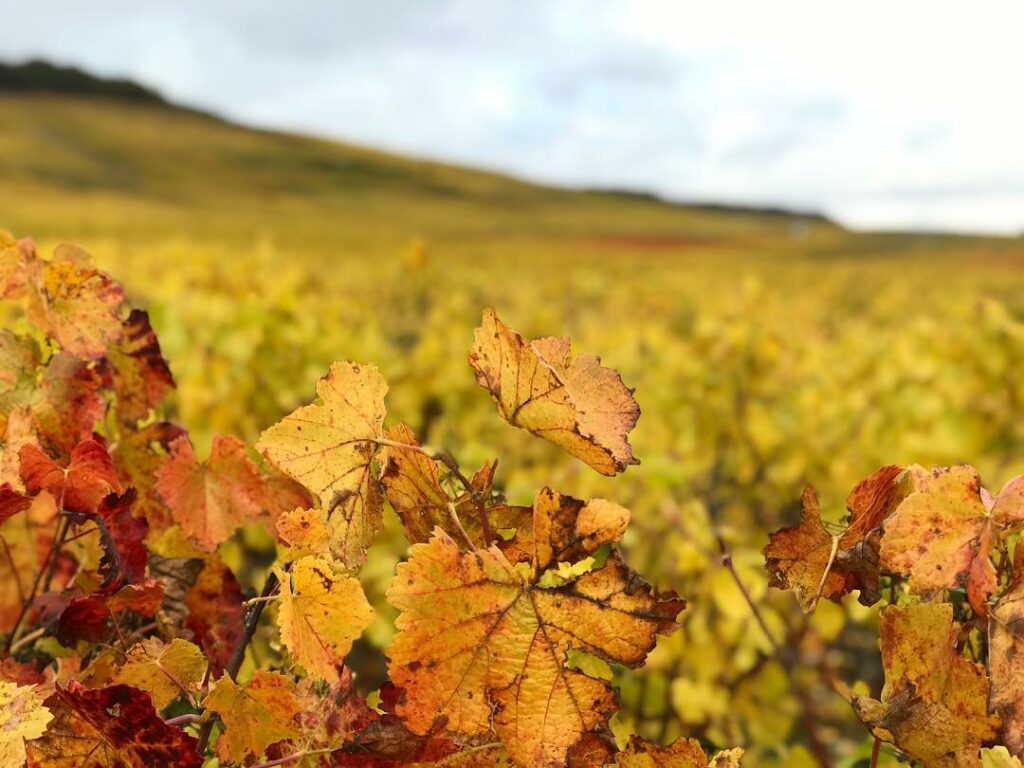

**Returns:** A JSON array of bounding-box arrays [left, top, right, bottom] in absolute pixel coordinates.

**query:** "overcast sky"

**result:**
[[5, 1, 1024, 233]]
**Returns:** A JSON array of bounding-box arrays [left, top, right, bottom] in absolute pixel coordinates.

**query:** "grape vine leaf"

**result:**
[[55, 580, 164, 646], [764, 487, 854, 611], [266, 669, 378, 763], [102, 309, 174, 424], [879, 465, 996, 612], [0, 680, 52, 768], [183, 556, 244, 676], [276, 506, 330, 558], [20, 440, 122, 516], [387, 527, 684, 767], [990, 475, 1024, 534], [257, 361, 387, 567], [0, 231, 31, 300], [33, 353, 105, 455], [851, 603, 999, 768], [111, 421, 187, 535], [378, 421, 518, 550], [765, 467, 908, 611], [990, 542, 1024, 759], [27, 258, 124, 360], [0, 331, 40, 432], [25, 681, 201, 768], [274, 555, 375, 683], [112, 638, 206, 710], [203, 671, 301, 765], [0, 484, 31, 526], [529, 487, 630, 576], [0, 492, 58, 633], [468, 309, 640, 476], [615, 736, 744, 767], [156, 435, 265, 551], [378, 421, 460, 544]]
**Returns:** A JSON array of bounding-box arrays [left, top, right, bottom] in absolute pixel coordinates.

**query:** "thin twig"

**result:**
[[2, 538, 25, 602], [244, 593, 280, 607], [196, 566, 285, 756], [6, 513, 69, 652], [42, 516, 71, 592], [716, 533, 779, 652], [447, 503, 479, 553], [870, 735, 881, 768], [9, 626, 45, 655]]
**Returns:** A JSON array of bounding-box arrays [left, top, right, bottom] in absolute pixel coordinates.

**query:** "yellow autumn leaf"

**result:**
[[851, 603, 999, 768], [616, 735, 744, 767], [469, 309, 639, 476], [387, 529, 683, 767], [27, 255, 125, 360], [274, 555, 374, 683], [203, 671, 301, 765], [0, 681, 53, 768], [275, 506, 331, 559], [879, 465, 995, 609], [257, 361, 387, 566], [991, 542, 1024, 759], [113, 638, 206, 710]]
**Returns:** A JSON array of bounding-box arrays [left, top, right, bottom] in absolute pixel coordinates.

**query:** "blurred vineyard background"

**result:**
[[4, 66, 1024, 766]]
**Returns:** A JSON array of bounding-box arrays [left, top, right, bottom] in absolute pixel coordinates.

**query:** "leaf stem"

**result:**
[[164, 713, 201, 727], [808, 535, 840, 611], [374, 437, 494, 545], [446, 502, 479, 553], [6, 512, 69, 653]]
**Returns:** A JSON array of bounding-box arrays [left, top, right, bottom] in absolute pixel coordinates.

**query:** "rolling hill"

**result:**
[[0, 60, 1018, 264]]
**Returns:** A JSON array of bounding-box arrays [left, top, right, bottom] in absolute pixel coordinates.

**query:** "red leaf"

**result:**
[[103, 309, 175, 424], [184, 557, 244, 675], [55, 580, 164, 645], [95, 489, 149, 586], [26, 681, 201, 767], [20, 439, 122, 515], [0, 482, 32, 525]]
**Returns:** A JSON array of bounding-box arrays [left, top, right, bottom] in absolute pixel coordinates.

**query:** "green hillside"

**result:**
[[1, 63, 1020, 267]]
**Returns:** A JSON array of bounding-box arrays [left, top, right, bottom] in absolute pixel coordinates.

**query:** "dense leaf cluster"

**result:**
[[0, 233, 735, 767]]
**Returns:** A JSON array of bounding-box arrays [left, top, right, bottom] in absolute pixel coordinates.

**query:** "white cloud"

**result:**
[[4, 0, 1024, 233]]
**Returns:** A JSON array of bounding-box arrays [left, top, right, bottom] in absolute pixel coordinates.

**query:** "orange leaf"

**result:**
[[387, 529, 683, 767], [27, 256, 124, 360], [469, 309, 639, 476], [615, 736, 743, 767], [20, 440, 122, 516], [764, 487, 850, 611], [880, 466, 994, 600], [156, 435, 265, 551], [851, 603, 999, 767]]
